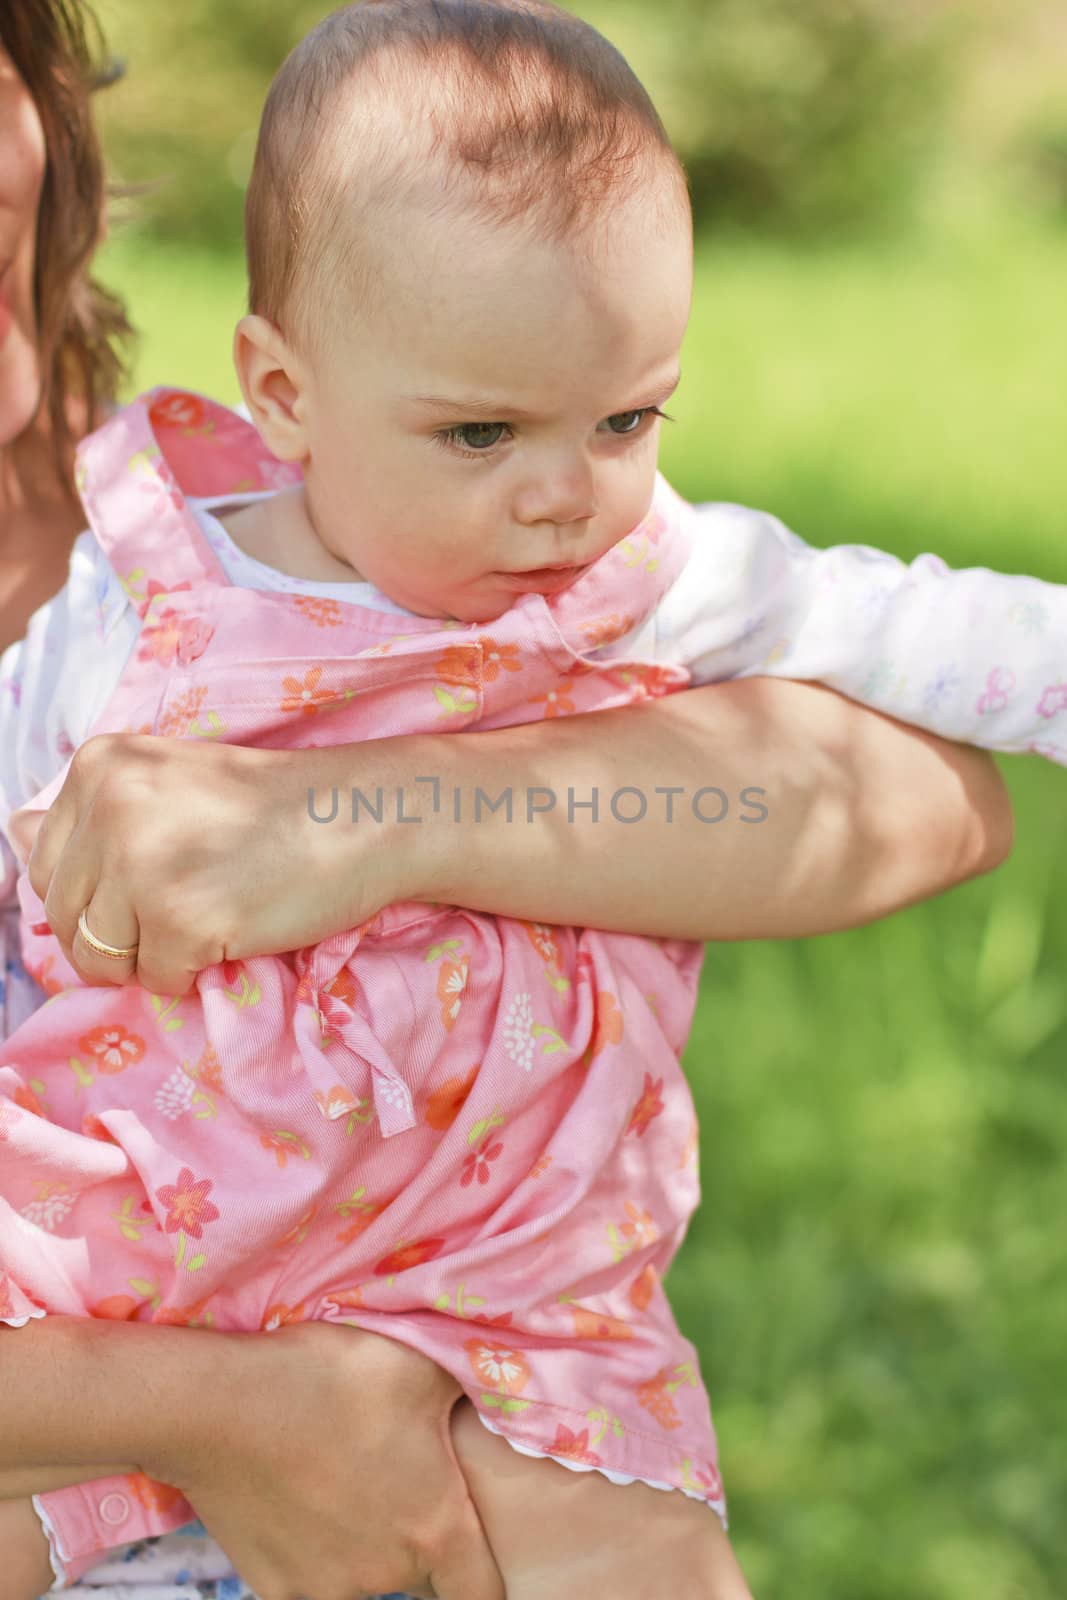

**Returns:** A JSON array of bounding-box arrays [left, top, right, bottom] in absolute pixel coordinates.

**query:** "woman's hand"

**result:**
[[148, 1322, 503, 1600], [18, 732, 411, 996]]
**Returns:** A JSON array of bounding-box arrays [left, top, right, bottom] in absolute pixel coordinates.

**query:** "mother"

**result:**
[[0, 5, 1012, 1599]]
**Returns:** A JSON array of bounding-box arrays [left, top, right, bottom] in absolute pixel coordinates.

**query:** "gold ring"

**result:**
[[77, 908, 139, 962]]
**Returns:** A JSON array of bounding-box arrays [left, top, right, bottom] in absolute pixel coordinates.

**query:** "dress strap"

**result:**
[[74, 389, 302, 619]]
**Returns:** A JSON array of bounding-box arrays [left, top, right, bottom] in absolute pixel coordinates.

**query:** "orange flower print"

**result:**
[[464, 1338, 531, 1396], [155, 1167, 220, 1239], [636, 1367, 682, 1431], [434, 646, 480, 687], [423, 1066, 479, 1131], [152, 1297, 213, 1327], [529, 682, 576, 719], [280, 665, 340, 717], [437, 956, 470, 1031], [192, 1045, 223, 1095], [626, 1074, 665, 1138], [570, 1305, 633, 1341], [274, 1205, 318, 1248], [316, 991, 350, 1048], [258, 1130, 311, 1168], [579, 991, 623, 1067], [157, 684, 207, 737], [262, 1301, 307, 1330], [629, 1263, 658, 1312], [90, 1294, 143, 1321], [460, 1136, 504, 1188], [528, 1153, 552, 1180], [149, 391, 206, 430], [138, 608, 214, 667], [142, 577, 192, 608], [522, 922, 561, 968], [550, 1424, 602, 1466], [81, 1113, 120, 1144], [620, 1202, 659, 1250], [335, 1203, 385, 1246], [326, 1285, 366, 1309], [476, 637, 522, 682], [13, 1084, 43, 1117], [610, 663, 682, 704], [314, 1085, 362, 1121], [470, 1309, 514, 1329], [326, 969, 359, 1007], [80, 1025, 146, 1075], [580, 612, 636, 649], [293, 595, 343, 628], [125, 1472, 188, 1515], [374, 1237, 446, 1276]]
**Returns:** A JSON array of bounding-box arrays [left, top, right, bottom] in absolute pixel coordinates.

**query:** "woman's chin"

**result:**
[[0, 336, 44, 454]]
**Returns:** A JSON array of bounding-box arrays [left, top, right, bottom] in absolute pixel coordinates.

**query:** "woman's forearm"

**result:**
[[375, 678, 1012, 940], [22, 676, 1012, 995], [0, 1317, 231, 1496]]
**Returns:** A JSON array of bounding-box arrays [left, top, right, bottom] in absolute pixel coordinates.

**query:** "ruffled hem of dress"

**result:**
[[474, 1410, 728, 1529], [0, 1304, 47, 1328]]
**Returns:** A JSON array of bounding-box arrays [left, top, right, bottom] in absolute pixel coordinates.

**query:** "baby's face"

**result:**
[[298, 177, 692, 623]]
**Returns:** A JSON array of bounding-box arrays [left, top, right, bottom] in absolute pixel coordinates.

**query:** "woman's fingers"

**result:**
[[70, 885, 141, 988]]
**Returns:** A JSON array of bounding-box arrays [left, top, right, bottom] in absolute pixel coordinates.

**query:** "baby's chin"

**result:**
[[397, 586, 519, 627]]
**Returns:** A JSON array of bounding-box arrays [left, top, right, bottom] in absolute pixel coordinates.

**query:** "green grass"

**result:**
[[98, 222, 1067, 1599]]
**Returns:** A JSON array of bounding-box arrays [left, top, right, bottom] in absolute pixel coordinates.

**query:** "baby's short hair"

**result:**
[[245, 0, 689, 349]]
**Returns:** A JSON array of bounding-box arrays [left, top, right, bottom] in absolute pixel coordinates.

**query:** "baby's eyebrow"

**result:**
[[405, 373, 681, 421]]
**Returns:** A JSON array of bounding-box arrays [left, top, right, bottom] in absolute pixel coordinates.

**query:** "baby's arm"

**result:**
[[0, 1499, 54, 1600], [649, 491, 1067, 766]]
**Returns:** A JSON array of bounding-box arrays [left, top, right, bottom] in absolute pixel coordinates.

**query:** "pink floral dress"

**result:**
[[0, 390, 722, 1584]]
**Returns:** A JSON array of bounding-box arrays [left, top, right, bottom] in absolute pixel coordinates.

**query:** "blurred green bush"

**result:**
[[93, 0, 1067, 252]]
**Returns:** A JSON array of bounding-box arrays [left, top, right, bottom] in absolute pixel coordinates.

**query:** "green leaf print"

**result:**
[[665, 1362, 698, 1395], [188, 711, 227, 739], [425, 940, 462, 964], [150, 995, 184, 1032], [434, 685, 477, 716], [113, 1197, 154, 1244], [467, 1109, 506, 1147], [272, 1130, 311, 1160], [530, 1024, 568, 1056], [68, 1056, 94, 1089]]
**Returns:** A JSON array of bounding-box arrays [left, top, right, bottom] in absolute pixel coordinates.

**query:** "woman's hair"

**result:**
[[0, 0, 134, 480]]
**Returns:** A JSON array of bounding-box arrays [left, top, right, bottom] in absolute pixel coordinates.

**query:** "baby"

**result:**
[[1, 3, 1065, 1599]]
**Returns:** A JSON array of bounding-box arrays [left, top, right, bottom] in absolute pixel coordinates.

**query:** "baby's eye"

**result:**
[[448, 423, 508, 451], [601, 407, 667, 436]]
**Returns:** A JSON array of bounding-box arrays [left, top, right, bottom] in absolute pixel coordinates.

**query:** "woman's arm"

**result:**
[[0, 1317, 503, 1600], [21, 676, 1011, 994]]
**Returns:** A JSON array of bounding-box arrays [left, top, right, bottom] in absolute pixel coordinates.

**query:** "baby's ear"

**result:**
[[233, 314, 309, 462]]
